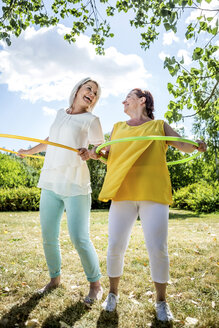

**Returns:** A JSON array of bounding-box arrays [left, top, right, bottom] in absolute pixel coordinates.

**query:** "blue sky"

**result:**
[[0, 0, 218, 152]]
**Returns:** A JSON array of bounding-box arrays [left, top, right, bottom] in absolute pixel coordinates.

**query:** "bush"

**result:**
[[87, 159, 110, 209], [0, 154, 27, 188], [0, 153, 43, 188], [0, 187, 41, 211], [172, 181, 219, 213]]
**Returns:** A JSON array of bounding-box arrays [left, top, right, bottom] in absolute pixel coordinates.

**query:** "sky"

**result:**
[[0, 0, 218, 152]]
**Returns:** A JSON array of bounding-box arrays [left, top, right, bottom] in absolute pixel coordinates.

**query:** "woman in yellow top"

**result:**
[[80, 88, 206, 321]]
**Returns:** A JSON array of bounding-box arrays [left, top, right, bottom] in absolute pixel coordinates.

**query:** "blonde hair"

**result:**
[[69, 77, 101, 111]]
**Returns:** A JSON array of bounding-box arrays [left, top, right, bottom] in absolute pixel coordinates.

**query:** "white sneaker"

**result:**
[[102, 293, 119, 312], [155, 301, 174, 322]]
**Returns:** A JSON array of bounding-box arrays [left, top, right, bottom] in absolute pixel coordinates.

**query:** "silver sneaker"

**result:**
[[155, 301, 174, 322], [102, 293, 119, 312]]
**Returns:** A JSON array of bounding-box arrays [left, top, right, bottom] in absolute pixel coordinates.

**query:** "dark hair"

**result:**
[[132, 88, 155, 120]]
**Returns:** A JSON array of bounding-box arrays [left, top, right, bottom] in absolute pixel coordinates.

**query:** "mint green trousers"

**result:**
[[40, 189, 101, 282]]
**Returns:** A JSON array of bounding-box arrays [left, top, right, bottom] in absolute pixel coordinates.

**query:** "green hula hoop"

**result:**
[[96, 136, 201, 166]]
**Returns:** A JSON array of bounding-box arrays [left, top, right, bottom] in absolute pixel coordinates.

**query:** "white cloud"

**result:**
[[0, 25, 151, 103], [184, 38, 195, 48], [186, 0, 218, 26], [163, 31, 179, 45], [158, 51, 170, 61], [177, 49, 192, 66], [42, 106, 57, 116]]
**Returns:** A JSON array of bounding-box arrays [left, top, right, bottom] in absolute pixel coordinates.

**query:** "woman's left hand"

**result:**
[[194, 140, 207, 152], [88, 147, 101, 160], [78, 148, 90, 161]]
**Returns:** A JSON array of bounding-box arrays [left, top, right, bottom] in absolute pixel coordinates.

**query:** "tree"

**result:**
[[0, 1, 218, 123], [166, 125, 208, 191], [192, 85, 219, 181]]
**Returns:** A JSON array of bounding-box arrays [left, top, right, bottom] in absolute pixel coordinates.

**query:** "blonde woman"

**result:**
[[18, 78, 104, 305]]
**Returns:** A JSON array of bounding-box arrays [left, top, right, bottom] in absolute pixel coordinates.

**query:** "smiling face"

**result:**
[[74, 81, 98, 111], [122, 90, 144, 115]]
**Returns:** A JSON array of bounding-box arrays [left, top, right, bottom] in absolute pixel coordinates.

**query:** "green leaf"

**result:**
[[167, 83, 174, 92], [5, 37, 11, 46], [164, 23, 172, 31], [106, 6, 115, 16], [191, 68, 200, 76], [212, 27, 218, 35], [180, 57, 184, 64], [207, 17, 213, 22], [192, 47, 204, 60]]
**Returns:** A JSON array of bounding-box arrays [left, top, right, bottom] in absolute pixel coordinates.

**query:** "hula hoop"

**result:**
[[0, 134, 78, 159], [96, 136, 201, 166], [0, 147, 44, 159]]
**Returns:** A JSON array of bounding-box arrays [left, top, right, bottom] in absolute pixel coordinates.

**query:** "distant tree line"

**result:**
[[0, 128, 218, 212]]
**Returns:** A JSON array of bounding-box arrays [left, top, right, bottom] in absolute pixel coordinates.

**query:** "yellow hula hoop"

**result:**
[[0, 134, 79, 159], [0, 134, 201, 166], [0, 147, 44, 159]]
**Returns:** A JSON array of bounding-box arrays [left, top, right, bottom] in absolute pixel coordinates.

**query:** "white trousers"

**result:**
[[107, 200, 170, 283]]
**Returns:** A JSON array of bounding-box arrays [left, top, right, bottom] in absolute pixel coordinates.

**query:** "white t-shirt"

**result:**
[[37, 108, 104, 196]]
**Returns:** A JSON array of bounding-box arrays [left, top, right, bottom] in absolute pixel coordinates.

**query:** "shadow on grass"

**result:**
[[0, 292, 44, 328], [96, 310, 119, 328], [169, 211, 200, 220], [41, 300, 87, 328], [150, 317, 173, 328]]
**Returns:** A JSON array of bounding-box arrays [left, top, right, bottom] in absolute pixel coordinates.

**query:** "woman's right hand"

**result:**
[[78, 148, 90, 161], [17, 149, 30, 158], [194, 140, 207, 152]]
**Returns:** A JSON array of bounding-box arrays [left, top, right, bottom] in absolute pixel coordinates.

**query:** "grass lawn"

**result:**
[[0, 209, 218, 328]]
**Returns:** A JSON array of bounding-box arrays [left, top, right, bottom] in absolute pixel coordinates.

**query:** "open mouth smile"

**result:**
[[84, 95, 92, 104]]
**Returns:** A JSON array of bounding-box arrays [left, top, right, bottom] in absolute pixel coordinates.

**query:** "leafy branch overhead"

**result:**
[[0, 0, 218, 122]]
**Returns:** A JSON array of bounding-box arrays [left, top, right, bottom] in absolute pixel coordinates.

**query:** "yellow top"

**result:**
[[98, 120, 172, 205]]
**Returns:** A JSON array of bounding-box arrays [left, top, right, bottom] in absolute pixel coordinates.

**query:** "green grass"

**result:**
[[0, 209, 218, 328]]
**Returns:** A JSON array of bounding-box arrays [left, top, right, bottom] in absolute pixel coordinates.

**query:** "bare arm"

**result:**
[[164, 122, 207, 153], [17, 137, 49, 157], [96, 128, 114, 162], [78, 145, 109, 162], [101, 128, 114, 156], [78, 146, 102, 161], [78, 128, 114, 162]]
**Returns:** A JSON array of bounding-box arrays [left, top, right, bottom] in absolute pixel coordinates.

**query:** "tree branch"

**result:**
[[175, 6, 219, 12], [202, 80, 219, 108], [183, 81, 219, 118], [204, 30, 219, 49], [175, 60, 191, 75], [183, 112, 199, 118]]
